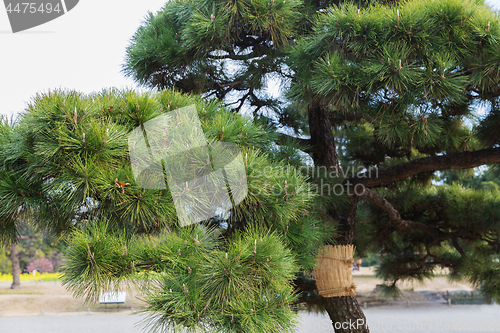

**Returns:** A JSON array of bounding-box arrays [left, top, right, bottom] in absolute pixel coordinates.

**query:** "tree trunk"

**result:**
[[323, 297, 369, 333], [308, 101, 370, 333], [308, 100, 339, 170], [324, 196, 369, 332], [10, 243, 21, 289], [336, 196, 360, 246]]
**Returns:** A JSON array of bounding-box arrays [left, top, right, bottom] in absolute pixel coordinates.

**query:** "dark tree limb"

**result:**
[[358, 188, 434, 234], [452, 237, 467, 259], [350, 147, 500, 188], [207, 52, 257, 61], [337, 195, 360, 245], [330, 110, 365, 124], [308, 100, 340, 169], [323, 297, 369, 333]]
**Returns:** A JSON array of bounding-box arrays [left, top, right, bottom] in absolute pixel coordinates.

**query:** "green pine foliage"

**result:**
[[0, 88, 333, 332], [288, 0, 498, 156], [358, 183, 500, 299], [284, 0, 500, 301], [121, 0, 353, 130], [62, 223, 299, 332], [123, 0, 303, 90]]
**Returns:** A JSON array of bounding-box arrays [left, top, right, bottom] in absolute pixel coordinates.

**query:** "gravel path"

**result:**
[[301, 304, 500, 332], [1, 305, 500, 333]]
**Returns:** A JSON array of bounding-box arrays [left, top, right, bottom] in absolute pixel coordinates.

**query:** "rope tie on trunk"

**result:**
[[318, 283, 357, 297], [321, 256, 354, 265], [314, 245, 356, 298]]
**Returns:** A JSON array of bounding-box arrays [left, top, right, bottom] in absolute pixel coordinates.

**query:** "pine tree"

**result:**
[[0, 89, 333, 332], [120, 0, 500, 332], [2, 0, 500, 332], [287, 0, 500, 329]]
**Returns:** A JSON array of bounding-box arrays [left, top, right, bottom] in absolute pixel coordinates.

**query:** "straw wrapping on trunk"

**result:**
[[314, 245, 356, 298]]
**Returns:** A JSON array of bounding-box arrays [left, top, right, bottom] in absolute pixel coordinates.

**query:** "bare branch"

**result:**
[[351, 147, 500, 188], [206, 53, 257, 61], [358, 188, 434, 234], [452, 238, 467, 259]]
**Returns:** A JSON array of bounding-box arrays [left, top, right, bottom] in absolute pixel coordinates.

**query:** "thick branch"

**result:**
[[207, 52, 257, 61], [452, 238, 467, 259], [308, 100, 339, 169], [330, 110, 365, 125], [351, 147, 500, 188], [358, 188, 434, 234]]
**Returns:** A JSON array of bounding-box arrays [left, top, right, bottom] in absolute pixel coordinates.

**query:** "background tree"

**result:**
[[0, 117, 30, 289], [0, 118, 65, 288], [26, 258, 54, 273], [122, 0, 500, 332], [16, 223, 64, 273], [441, 167, 500, 191]]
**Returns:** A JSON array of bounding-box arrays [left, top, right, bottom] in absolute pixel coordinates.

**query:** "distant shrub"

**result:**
[[361, 253, 380, 267], [27, 257, 54, 273], [0, 272, 62, 282]]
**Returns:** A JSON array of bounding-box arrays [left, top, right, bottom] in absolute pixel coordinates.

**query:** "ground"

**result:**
[[1, 304, 500, 333], [0, 267, 475, 316], [352, 267, 473, 292], [1, 268, 498, 333], [0, 280, 142, 316]]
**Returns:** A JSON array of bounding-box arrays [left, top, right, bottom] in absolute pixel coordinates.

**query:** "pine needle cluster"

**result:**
[[0, 89, 333, 332]]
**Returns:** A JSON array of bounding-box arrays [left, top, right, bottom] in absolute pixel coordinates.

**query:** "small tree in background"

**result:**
[[27, 257, 54, 273]]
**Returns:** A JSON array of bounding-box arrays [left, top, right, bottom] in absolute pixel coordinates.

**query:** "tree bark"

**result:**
[[336, 195, 360, 246], [10, 243, 21, 289], [308, 102, 369, 333], [308, 101, 339, 170], [350, 147, 500, 188], [323, 297, 369, 333], [322, 195, 369, 332]]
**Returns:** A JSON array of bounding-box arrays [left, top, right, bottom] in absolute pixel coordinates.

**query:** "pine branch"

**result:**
[[206, 49, 259, 61], [358, 188, 433, 234], [452, 238, 467, 259], [329, 110, 365, 125], [351, 147, 500, 188], [276, 133, 312, 152]]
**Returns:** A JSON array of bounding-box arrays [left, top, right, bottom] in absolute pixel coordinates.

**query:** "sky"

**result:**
[[0, 1, 167, 119], [1, 0, 500, 120]]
